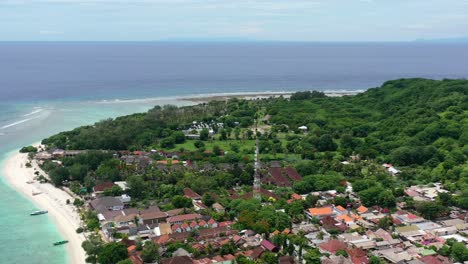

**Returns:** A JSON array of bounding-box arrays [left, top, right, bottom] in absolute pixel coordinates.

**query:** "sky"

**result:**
[[1, 0, 468, 41]]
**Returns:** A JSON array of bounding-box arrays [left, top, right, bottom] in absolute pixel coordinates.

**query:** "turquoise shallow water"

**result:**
[[0, 97, 192, 263]]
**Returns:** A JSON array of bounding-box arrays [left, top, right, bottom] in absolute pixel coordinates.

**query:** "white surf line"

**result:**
[[23, 108, 44, 117], [0, 116, 40, 130]]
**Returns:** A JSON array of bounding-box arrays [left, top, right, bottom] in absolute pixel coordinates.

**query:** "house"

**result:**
[[356, 206, 368, 214], [167, 213, 203, 225], [346, 248, 369, 264], [93, 182, 115, 195], [306, 206, 335, 220], [161, 256, 194, 264], [118, 194, 131, 204], [322, 255, 353, 264], [261, 240, 278, 252], [154, 223, 172, 236], [319, 239, 348, 254], [90, 197, 124, 213], [374, 248, 413, 263], [278, 256, 295, 264], [419, 255, 453, 264], [267, 167, 292, 187], [212, 203, 225, 213], [35, 151, 53, 160], [382, 163, 401, 175], [184, 188, 202, 201], [250, 247, 265, 260], [114, 213, 138, 227], [320, 216, 348, 232], [193, 201, 208, 211], [140, 211, 168, 225], [239, 187, 280, 200]]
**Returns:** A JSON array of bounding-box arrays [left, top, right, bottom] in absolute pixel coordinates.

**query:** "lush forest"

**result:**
[[38, 78, 468, 216]]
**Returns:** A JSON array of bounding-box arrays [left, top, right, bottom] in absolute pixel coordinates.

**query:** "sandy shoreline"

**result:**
[[2, 150, 86, 264], [181, 90, 361, 103]]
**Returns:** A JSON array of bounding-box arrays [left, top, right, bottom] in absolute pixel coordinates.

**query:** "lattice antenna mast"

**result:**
[[253, 113, 261, 200]]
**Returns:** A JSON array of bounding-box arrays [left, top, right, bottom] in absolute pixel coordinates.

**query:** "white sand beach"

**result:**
[[2, 150, 86, 264]]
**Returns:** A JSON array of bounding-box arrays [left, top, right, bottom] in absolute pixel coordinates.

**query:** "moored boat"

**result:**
[[53, 240, 69, 246], [30, 210, 48, 216]]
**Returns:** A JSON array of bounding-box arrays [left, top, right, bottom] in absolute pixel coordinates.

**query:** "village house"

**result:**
[[306, 206, 336, 221], [167, 213, 203, 225], [405, 184, 449, 202], [263, 166, 302, 187], [382, 163, 401, 175], [90, 196, 124, 213], [92, 182, 115, 196], [212, 202, 225, 213]]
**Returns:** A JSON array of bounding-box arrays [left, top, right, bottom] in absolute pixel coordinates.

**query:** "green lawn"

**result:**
[[165, 139, 256, 152]]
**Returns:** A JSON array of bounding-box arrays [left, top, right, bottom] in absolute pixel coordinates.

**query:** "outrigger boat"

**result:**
[[53, 240, 69, 246], [30, 210, 48, 216], [32, 190, 42, 196]]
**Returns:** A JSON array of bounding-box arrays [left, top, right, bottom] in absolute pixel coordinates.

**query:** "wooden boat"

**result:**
[[53, 240, 69, 246]]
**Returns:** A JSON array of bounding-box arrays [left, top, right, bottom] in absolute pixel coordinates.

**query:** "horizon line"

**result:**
[[0, 39, 467, 44]]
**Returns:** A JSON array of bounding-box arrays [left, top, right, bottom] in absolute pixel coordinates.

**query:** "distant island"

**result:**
[[13, 78, 468, 264]]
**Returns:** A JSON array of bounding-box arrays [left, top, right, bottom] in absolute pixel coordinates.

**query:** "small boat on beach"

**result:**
[[30, 210, 48, 216], [53, 240, 69, 246]]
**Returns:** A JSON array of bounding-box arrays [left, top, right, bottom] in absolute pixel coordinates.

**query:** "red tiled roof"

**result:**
[[420, 255, 452, 264], [154, 234, 170, 245], [268, 168, 292, 187], [261, 240, 278, 252], [130, 255, 144, 264], [357, 205, 368, 214], [127, 245, 136, 253], [319, 239, 347, 254], [183, 188, 202, 199], [161, 256, 193, 264], [284, 166, 302, 181], [212, 255, 224, 262], [93, 182, 115, 192], [220, 238, 231, 246], [335, 205, 346, 212], [251, 247, 265, 259], [219, 221, 233, 227], [167, 213, 202, 223], [408, 214, 419, 219], [309, 206, 334, 216], [233, 235, 243, 243], [190, 221, 198, 228], [291, 193, 302, 200]]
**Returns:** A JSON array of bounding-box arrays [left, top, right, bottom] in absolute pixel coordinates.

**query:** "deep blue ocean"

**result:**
[[1, 42, 468, 263]]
